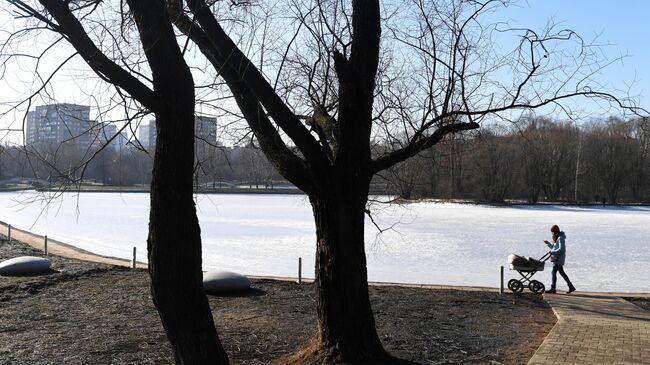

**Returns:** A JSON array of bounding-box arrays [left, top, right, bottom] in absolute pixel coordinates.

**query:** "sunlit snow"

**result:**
[[0, 191, 648, 292]]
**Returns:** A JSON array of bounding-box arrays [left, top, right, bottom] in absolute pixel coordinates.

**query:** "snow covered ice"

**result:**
[[0, 191, 648, 293]]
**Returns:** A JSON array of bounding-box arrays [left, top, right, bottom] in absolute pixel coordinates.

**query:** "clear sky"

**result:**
[[0, 1, 648, 144], [488, 0, 649, 114]]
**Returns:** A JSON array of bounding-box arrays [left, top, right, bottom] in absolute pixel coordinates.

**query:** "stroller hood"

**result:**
[[508, 253, 545, 271], [508, 254, 528, 266]]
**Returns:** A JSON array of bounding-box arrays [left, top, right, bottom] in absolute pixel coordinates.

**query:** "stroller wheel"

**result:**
[[510, 280, 524, 294], [530, 280, 545, 294], [507, 279, 518, 291]]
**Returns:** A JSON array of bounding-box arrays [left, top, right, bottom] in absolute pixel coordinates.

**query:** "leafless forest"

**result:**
[[1, 115, 646, 204]]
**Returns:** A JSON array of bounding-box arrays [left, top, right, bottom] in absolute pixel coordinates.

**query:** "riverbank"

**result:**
[[2, 191, 649, 292], [39, 186, 305, 195], [0, 184, 306, 195], [0, 221, 145, 269], [0, 236, 557, 364], [7, 184, 650, 207]]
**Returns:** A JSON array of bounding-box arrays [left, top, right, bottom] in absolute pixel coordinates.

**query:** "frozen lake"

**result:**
[[0, 191, 648, 292]]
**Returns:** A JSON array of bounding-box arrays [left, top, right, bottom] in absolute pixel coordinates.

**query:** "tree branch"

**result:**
[[167, 1, 315, 192], [183, 0, 330, 171], [372, 121, 479, 173], [29, 0, 159, 112]]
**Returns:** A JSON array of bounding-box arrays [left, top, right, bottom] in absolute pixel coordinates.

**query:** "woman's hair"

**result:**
[[551, 225, 561, 242], [553, 232, 560, 242]]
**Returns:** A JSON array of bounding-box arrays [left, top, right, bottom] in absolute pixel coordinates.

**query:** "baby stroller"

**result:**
[[507, 252, 551, 294]]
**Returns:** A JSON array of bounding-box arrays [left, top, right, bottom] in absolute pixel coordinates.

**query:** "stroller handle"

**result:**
[[540, 251, 552, 262]]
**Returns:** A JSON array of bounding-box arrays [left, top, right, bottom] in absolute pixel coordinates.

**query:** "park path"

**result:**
[[4, 219, 650, 364], [0, 221, 146, 268], [528, 292, 650, 365]]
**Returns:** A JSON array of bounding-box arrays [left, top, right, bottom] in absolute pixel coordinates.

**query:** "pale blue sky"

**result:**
[[0, 1, 648, 144], [490, 0, 649, 113]]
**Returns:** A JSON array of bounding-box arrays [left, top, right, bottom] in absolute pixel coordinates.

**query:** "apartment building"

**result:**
[[138, 120, 156, 150], [195, 115, 218, 145], [25, 104, 91, 146], [138, 115, 219, 150]]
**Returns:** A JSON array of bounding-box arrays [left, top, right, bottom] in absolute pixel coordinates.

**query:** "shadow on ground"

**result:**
[[206, 287, 267, 297]]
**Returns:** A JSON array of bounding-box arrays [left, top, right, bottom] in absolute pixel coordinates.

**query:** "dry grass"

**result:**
[[1, 238, 555, 364]]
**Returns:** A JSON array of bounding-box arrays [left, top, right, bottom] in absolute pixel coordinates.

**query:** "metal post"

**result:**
[[132, 247, 137, 269], [500, 266, 504, 294], [7, 224, 11, 241], [44, 236, 48, 256], [298, 257, 302, 285]]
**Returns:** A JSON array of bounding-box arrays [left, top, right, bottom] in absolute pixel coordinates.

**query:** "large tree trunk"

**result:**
[[148, 107, 229, 364], [33, 0, 229, 361], [133, 1, 229, 363], [304, 3, 386, 361], [309, 183, 387, 363]]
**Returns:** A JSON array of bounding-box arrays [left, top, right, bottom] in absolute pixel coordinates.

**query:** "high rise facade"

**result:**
[[25, 104, 91, 146], [138, 120, 156, 150], [195, 115, 217, 144], [25, 111, 37, 144], [138, 115, 219, 150], [89, 121, 115, 149], [89, 122, 129, 151]]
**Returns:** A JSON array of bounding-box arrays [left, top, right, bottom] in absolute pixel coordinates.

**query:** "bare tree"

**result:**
[[628, 117, 650, 202], [540, 122, 579, 201], [472, 127, 517, 203], [584, 118, 635, 204], [442, 134, 469, 198], [166, 0, 642, 362], [380, 156, 423, 199], [516, 118, 547, 203], [418, 148, 442, 197], [3, 0, 229, 363], [2, 0, 645, 363]]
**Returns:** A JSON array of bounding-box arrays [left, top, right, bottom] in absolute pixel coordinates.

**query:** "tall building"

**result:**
[[25, 104, 91, 147], [89, 122, 131, 152], [89, 121, 116, 149], [25, 111, 37, 144], [195, 115, 217, 144], [138, 120, 156, 150], [138, 115, 219, 149], [113, 132, 129, 152]]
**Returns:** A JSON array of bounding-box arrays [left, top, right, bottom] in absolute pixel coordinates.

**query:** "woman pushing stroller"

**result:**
[[543, 225, 576, 294]]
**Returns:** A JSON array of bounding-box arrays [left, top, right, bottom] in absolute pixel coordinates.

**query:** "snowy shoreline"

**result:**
[[7, 187, 650, 206], [0, 191, 649, 292]]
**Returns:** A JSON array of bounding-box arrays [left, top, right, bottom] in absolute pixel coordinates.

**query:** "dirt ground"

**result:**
[[0, 238, 556, 365]]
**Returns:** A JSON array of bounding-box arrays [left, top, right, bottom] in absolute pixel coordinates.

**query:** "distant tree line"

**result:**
[[0, 139, 282, 190], [0, 141, 153, 187], [377, 117, 650, 204], [1, 116, 646, 204]]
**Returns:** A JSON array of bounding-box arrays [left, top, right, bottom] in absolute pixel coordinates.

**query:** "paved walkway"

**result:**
[[528, 293, 650, 365]]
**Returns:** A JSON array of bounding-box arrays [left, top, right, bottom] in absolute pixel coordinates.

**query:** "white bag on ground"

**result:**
[[0, 256, 51, 275]]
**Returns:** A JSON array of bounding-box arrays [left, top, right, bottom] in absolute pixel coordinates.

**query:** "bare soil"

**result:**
[[0, 237, 555, 364]]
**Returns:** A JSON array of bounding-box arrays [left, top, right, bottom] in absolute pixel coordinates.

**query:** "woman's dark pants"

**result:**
[[551, 264, 574, 290]]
